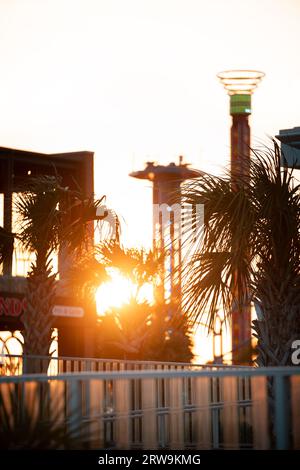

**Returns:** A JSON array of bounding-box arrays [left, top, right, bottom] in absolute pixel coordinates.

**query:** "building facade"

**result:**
[[0, 146, 97, 358]]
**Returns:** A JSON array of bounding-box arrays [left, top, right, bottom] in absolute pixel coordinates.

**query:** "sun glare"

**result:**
[[96, 267, 153, 316]]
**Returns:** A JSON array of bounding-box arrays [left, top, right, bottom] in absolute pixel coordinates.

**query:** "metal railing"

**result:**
[[1, 365, 299, 450], [0, 353, 245, 376]]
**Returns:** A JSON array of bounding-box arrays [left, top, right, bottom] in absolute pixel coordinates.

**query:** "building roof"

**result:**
[[130, 160, 204, 181]]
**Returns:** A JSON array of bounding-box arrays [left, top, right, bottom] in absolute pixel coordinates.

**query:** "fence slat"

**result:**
[[193, 376, 211, 448], [114, 372, 131, 449], [142, 370, 157, 449], [251, 376, 269, 449], [49, 379, 65, 424], [67, 380, 82, 442], [89, 379, 105, 449], [223, 376, 239, 449], [291, 375, 300, 449], [169, 373, 184, 449], [275, 375, 290, 450]]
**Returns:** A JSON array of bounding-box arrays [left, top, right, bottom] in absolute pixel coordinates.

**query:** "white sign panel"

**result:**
[[52, 305, 84, 318]]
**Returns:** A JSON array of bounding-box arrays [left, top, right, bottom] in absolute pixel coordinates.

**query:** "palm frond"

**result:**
[[64, 250, 110, 300], [179, 141, 300, 345], [97, 241, 162, 287], [14, 174, 112, 262], [14, 175, 63, 258]]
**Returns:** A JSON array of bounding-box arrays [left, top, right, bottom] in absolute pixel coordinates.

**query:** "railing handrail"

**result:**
[[0, 353, 250, 368], [1, 366, 300, 384]]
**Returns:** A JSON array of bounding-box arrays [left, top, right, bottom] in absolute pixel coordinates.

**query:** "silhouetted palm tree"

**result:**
[[95, 243, 193, 362], [179, 142, 300, 367], [97, 299, 152, 359], [97, 299, 194, 362], [65, 249, 110, 302], [0, 226, 14, 268], [98, 241, 162, 298], [143, 302, 194, 363]]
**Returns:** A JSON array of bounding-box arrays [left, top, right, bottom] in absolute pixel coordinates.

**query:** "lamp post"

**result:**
[[217, 70, 265, 364]]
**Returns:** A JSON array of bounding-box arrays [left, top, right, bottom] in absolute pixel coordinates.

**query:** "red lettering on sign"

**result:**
[[0, 296, 27, 317]]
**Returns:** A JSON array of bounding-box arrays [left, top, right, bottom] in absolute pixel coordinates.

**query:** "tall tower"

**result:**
[[130, 158, 202, 308], [217, 70, 265, 363]]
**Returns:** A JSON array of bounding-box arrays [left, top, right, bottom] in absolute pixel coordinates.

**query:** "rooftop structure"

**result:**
[[276, 126, 300, 168]]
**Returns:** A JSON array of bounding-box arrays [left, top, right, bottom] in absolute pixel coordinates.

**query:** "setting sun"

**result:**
[[96, 267, 153, 316]]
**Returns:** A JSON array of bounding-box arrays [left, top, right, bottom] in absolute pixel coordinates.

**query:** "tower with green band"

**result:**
[[217, 70, 265, 364], [218, 69, 264, 115], [230, 94, 252, 115]]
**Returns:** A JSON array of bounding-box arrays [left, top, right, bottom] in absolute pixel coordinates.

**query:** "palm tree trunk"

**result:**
[[252, 280, 300, 448], [22, 263, 56, 374]]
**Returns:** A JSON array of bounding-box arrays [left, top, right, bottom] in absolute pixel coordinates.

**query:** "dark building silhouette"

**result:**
[[0, 146, 96, 357], [276, 126, 300, 168]]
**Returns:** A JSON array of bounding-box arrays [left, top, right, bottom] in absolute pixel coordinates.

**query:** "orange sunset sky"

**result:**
[[0, 0, 300, 249]]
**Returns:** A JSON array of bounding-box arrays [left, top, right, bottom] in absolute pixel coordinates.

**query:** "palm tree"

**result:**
[[95, 242, 194, 362], [179, 141, 300, 367], [97, 299, 194, 362], [98, 241, 162, 298], [65, 249, 110, 302], [14, 175, 109, 372], [97, 298, 153, 360], [0, 226, 14, 269], [94, 242, 159, 359], [143, 302, 194, 363]]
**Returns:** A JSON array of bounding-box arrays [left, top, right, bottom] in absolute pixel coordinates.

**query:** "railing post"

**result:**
[[169, 371, 184, 449], [274, 374, 290, 450], [223, 376, 239, 449], [67, 379, 82, 444], [291, 375, 300, 449], [156, 365, 168, 448], [58, 359, 64, 374], [251, 376, 269, 449], [89, 379, 105, 448], [114, 372, 131, 448], [193, 376, 211, 448], [141, 367, 157, 449], [49, 379, 65, 446], [22, 355, 27, 375]]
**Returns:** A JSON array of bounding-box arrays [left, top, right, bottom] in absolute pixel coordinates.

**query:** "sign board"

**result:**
[[0, 294, 84, 319], [52, 305, 84, 318]]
